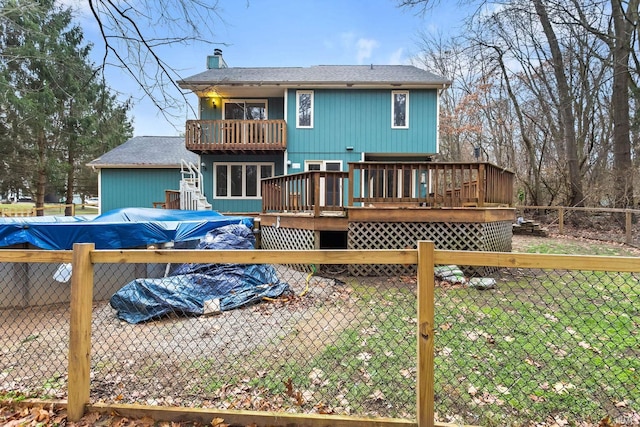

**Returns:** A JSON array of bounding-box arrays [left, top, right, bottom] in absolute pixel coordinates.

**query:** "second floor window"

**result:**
[[392, 91, 409, 129], [296, 90, 314, 128]]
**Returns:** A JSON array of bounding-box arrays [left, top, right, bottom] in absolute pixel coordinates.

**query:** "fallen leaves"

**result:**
[[553, 381, 576, 394], [466, 385, 505, 406], [0, 403, 199, 427], [1, 405, 55, 427], [369, 390, 385, 401]]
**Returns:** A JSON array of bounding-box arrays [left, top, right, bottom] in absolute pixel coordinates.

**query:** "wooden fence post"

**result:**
[[558, 207, 564, 234], [417, 240, 435, 427], [625, 210, 632, 244], [68, 243, 95, 422]]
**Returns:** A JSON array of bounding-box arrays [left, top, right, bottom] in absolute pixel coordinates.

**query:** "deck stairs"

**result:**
[[180, 160, 212, 210], [513, 218, 547, 236]]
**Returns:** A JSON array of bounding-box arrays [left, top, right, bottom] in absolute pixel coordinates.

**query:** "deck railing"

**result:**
[[261, 171, 348, 216], [185, 119, 286, 153], [261, 162, 514, 216], [164, 190, 180, 210], [348, 161, 514, 208]]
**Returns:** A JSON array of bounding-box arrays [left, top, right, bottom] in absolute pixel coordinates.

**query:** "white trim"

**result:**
[[284, 150, 289, 175], [303, 160, 343, 172], [436, 89, 441, 153], [296, 90, 314, 128], [97, 169, 102, 215], [283, 90, 288, 124], [213, 162, 274, 199], [391, 90, 409, 129]]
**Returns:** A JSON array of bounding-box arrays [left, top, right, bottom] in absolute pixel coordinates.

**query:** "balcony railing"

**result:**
[[261, 162, 514, 215], [262, 171, 349, 216], [185, 119, 286, 153], [348, 162, 514, 208]]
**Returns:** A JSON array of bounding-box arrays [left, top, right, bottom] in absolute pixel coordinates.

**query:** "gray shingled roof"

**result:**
[[87, 136, 198, 168], [178, 65, 450, 88]]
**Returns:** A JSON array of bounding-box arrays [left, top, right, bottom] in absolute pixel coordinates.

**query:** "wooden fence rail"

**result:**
[[1, 204, 77, 217], [517, 205, 640, 244]]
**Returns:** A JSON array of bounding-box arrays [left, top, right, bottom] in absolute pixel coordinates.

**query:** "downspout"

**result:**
[[283, 89, 289, 176]]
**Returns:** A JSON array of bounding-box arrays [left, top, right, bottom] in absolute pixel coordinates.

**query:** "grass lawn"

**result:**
[[185, 262, 637, 425], [433, 269, 639, 425]]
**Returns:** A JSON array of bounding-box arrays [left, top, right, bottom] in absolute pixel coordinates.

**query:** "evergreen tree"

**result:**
[[0, 0, 131, 212]]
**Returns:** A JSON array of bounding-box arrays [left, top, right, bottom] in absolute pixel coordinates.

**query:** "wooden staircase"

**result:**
[[179, 160, 212, 211]]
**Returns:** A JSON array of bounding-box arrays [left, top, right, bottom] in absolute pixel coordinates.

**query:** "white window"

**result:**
[[214, 163, 274, 199], [391, 90, 409, 129], [296, 90, 314, 128]]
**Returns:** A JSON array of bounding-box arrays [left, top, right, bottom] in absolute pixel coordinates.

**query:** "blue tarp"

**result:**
[[110, 224, 290, 323], [0, 208, 253, 250]]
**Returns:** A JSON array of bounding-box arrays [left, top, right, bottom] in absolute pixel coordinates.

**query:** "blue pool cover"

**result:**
[[110, 223, 291, 323], [0, 208, 253, 250]]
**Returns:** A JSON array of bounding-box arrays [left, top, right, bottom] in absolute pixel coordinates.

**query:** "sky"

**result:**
[[66, 0, 464, 137]]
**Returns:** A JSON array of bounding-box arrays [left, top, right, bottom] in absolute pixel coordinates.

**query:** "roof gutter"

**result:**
[[178, 81, 451, 92]]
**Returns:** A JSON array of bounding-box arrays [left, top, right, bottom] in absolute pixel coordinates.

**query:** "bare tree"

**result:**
[[531, 0, 584, 206], [405, 0, 637, 208], [85, 0, 226, 118]]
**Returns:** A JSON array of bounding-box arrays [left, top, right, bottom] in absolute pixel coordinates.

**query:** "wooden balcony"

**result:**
[[261, 162, 514, 216], [185, 119, 286, 154]]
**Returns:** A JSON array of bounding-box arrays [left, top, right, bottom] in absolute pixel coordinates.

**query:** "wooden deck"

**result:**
[[259, 162, 515, 273], [261, 161, 515, 229], [260, 206, 514, 231]]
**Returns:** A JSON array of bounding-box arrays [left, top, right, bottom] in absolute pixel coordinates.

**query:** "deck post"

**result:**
[[348, 163, 354, 207], [417, 240, 435, 427], [478, 163, 486, 207], [68, 243, 95, 421], [313, 173, 321, 217]]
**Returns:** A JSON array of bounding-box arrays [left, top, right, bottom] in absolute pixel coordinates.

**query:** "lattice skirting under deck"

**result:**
[[260, 226, 315, 272], [260, 221, 512, 277], [347, 221, 512, 276]]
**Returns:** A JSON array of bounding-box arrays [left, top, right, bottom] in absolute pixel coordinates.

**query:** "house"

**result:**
[[176, 49, 451, 213], [86, 136, 203, 213], [90, 51, 515, 275]]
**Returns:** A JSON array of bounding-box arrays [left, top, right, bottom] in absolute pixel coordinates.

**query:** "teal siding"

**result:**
[[200, 153, 284, 213], [200, 98, 221, 120], [286, 88, 438, 157], [101, 168, 182, 212], [189, 89, 439, 214]]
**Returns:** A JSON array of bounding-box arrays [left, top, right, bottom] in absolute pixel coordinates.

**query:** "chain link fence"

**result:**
[[433, 263, 639, 426], [1, 249, 639, 426], [1, 258, 71, 399], [88, 261, 417, 418]]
